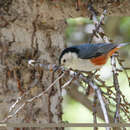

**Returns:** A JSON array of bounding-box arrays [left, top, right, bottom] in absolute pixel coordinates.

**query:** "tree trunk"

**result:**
[[0, 0, 130, 130], [0, 0, 84, 129]]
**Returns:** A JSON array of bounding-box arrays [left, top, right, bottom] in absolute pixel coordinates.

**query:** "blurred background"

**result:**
[[62, 16, 130, 130]]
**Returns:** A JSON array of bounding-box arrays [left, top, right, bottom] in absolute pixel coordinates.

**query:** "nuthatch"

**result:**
[[59, 43, 129, 72]]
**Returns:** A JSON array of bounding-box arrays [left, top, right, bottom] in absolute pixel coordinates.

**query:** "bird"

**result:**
[[59, 43, 129, 72]]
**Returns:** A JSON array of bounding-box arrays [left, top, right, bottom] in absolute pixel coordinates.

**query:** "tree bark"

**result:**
[[0, 0, 130, 130]]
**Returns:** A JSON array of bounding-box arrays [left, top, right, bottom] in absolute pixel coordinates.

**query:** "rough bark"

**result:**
[[0, 0, 130, 130]]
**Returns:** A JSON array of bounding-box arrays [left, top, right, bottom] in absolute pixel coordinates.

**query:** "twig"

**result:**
[[78, 74, 110, 130], [111, 56, 121, 123], [0, 72, 65, 123], [29, 61, 130, 122], [1, 103, 25, 123], [117, 56, 130, 87], [9, 79, 39, 113], [9, 96, 23, 113], [87, 4, 107, 43], [93, 92, 98, 130], [87, 2, 128, 125], [89, 82, 110, 130], [6, 59, 129, 125], [27, 72, 65, 102], [61, 77, 74, 89]]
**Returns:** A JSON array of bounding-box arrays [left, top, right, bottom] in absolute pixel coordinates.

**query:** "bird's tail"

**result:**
[[117, 42, 130, 48], [108, 42, 130, 56]]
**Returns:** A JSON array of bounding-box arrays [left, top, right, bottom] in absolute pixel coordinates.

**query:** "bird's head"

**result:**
[[59, 47, 79, 68]]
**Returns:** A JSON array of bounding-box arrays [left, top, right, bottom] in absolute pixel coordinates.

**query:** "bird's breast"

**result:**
[[67, 56, 102, 72]]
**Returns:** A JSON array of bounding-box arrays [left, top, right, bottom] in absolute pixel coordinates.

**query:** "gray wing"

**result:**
[[77, 43, 118, 59]]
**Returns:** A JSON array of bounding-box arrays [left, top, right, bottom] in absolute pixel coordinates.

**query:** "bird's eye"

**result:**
[[63, 59, 66, 63]]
